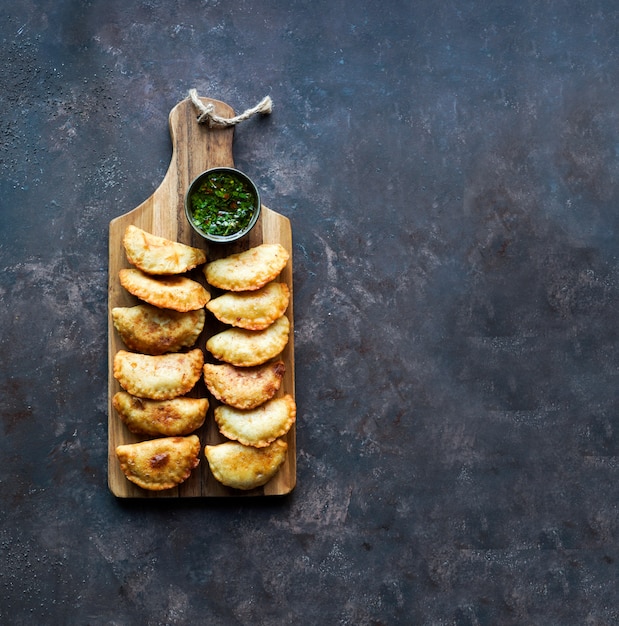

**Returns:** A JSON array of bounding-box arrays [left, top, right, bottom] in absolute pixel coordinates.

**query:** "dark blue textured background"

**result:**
[[2, 1, 619, 623]]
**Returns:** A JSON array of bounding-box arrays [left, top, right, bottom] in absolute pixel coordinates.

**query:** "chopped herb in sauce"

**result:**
[[188, 172, 257, 237]]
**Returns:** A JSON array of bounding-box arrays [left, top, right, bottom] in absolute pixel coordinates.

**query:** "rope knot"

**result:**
[[188, 89, 273, 127]]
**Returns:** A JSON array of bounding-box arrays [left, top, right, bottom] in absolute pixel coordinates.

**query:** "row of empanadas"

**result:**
[[113, 228, 204, 491], [201, 245, 293, 491], [114, 227, 210, 491]]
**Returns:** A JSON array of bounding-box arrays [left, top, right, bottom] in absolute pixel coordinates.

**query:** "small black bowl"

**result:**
[[184, 167, 261, 243]]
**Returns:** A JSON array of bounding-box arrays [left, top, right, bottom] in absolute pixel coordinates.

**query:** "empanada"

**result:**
[[113, 391, 208, 436], [123, 225, 206, 275], [204, 243, 289, 291], [119, 268, 210, 312], [203, 361, 285, 410], [205, 315, 290, 367], [206, 282, 290, 330], [204, 439, 288, 490], [116, 435, 200, 491], [113, 349, 204, 400], [112, 305, 205, 355], [214, 394, 296, 447]]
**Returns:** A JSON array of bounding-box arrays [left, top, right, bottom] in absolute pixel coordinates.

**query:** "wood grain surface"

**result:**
[[107, 97, 295, 498]]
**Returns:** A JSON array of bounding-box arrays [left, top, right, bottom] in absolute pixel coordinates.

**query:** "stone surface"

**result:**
[[2, 0, 619, 623]]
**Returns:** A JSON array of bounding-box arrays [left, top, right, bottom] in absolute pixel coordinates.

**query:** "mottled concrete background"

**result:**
[[2, 1, 619, 624]]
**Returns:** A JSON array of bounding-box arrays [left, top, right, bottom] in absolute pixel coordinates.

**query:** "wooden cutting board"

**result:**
[[107, 97, 295, 498]]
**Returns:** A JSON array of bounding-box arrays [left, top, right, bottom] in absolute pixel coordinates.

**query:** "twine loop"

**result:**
[[188, 89, 273, 127]]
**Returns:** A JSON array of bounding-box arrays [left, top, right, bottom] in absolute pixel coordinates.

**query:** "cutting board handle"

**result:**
[[168, 96, 236, 179], [111, 97, 236, 242]]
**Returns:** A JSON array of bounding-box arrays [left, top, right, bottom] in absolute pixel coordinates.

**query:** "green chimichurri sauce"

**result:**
[[188, 172, 257, 237]]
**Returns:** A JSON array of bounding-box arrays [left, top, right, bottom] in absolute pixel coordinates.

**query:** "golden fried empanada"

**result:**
[[119, 268, 210, 312], [123, 225, 206, 274], [203, 361, 285, 410], [113, 391, 208, 436], [204, 439, 288, 490], [214, 394, 296, 447], [112, 305, 205, 355], [204, 243, 289, 291], [205, 315, 290, 367], [206, 282, 290, 330], [113, 349, 204, 400], [116, 435, 200, 491]]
